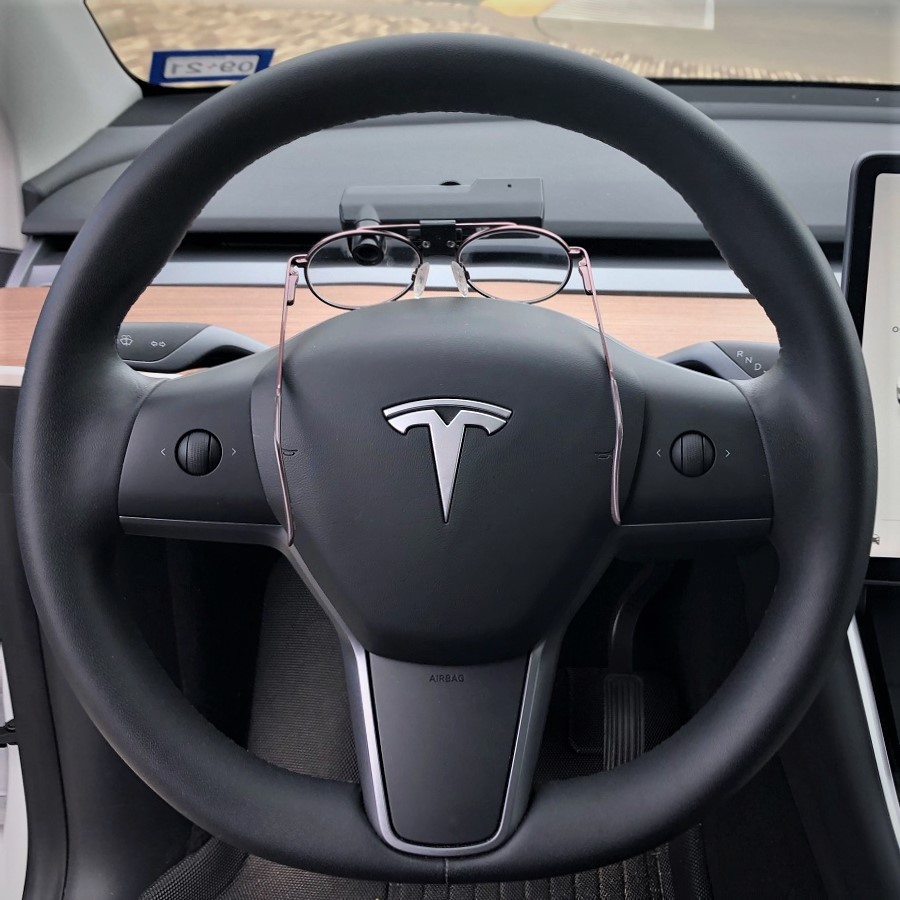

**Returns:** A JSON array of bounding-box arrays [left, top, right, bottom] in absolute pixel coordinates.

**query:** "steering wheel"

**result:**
[[14, 35, 875, 882]]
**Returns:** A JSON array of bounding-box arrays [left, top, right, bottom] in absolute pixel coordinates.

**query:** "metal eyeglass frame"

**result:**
[[275, 222, 623, 544]]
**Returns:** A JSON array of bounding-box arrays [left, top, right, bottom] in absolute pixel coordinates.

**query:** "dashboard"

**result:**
[[9, 84, 896, 381]]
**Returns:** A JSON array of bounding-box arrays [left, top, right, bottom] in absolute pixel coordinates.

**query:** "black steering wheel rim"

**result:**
[[13, 34, 875, 882]]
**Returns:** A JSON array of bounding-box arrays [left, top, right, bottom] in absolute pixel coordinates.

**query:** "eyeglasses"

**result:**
[[285, 222, 593, 309], [275, 222, 623, 542]]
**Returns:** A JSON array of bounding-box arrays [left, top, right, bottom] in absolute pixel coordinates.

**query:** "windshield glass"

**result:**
[[86, 1, 897, 88]]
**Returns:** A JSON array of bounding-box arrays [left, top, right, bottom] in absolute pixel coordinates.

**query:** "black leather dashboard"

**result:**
[[20, 85, 900, 242]]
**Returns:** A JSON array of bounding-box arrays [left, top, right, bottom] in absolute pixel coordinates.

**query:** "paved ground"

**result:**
[[88, 0, 897, 85]]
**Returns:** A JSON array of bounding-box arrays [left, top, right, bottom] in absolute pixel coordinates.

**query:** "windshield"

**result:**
[[87, 1, 897, 87]]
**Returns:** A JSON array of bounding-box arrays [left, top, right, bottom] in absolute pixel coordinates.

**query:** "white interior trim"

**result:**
[[0, 367, 24, 387], [0, 0, 140, 182], [0, 104, 23, 251], [0, 648, 26, 900], [848, 616, 900, 845]]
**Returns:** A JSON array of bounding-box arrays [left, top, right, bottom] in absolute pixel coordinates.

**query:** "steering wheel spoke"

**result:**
[[118, 353, 283, 544], [337, 639, 557, 854], [616, 345, 772, 548]]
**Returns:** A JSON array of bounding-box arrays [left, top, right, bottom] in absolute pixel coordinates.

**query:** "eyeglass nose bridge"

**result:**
[[410, 259, 471, 299], [417, 221, 462, 258]]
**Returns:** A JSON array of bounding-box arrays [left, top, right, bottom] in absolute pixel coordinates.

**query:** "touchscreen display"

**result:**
[[862, 173, 900, 557]]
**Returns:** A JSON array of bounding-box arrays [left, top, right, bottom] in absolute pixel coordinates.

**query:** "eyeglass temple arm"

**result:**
[[571, 247, 623, 526], [274, 255, 308, 545]]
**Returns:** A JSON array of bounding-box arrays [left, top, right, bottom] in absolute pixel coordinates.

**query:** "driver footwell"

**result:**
[[139, 559, 711, 900]]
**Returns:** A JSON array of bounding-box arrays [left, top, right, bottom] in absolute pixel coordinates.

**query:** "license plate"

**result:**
[[149, 50, 274, 84]]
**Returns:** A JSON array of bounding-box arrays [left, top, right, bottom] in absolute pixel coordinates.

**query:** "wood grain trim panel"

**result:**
[[0, 285, 777, 368]]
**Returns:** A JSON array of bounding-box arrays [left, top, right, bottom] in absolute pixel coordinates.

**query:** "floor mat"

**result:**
[[140, 560, 705, 900]]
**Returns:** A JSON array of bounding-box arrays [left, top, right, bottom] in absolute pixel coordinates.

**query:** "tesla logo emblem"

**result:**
[[384, 398, 511, 521]]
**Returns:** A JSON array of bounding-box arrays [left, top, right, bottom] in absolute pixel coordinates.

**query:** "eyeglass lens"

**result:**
[[458, 229, 572, 303], [305, 233, 421, 308]]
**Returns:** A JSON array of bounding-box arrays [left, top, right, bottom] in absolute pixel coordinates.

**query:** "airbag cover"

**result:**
[[279, 297, 616, 662]]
